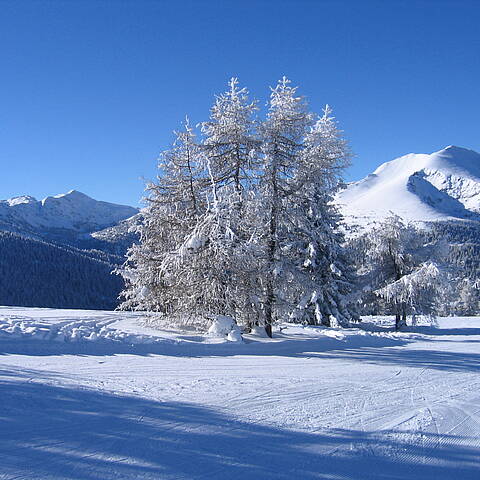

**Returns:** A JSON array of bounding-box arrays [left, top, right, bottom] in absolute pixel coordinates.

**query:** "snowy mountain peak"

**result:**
[[6, 195, 37, 206], [443, 145, 471, 153], [337, 146, 480, 227], [0, 190, 138, 234], [41, 189, 100, 206], [52, 189, 89, 200]]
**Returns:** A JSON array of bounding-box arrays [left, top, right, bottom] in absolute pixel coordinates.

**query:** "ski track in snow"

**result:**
[[0, 307, 479, 479]]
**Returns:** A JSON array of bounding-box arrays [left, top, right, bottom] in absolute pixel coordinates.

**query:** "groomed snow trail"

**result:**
[[0, 308, 479, 479]]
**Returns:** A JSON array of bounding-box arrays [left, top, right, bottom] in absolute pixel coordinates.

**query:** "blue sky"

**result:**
[[1, 0, 479, 207]]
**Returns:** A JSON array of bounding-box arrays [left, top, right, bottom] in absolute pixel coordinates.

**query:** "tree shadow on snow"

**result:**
[[0, 368, 478, 480], [407, 326, 480, 337], [358, 319, 480, 337], [313, 346, 480, 373]]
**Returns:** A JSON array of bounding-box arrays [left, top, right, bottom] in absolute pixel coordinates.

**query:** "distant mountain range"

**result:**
[[336, 146, 480, 313], [0, 190, 140, 310], [0, 189, 138, 239]]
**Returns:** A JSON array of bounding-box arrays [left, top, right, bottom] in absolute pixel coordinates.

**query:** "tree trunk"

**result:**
[[264, 162, 278, 339], [395, 313, 401, 331], [321, 315, 331, 327], [264, 265, 275, 338], [264, 322, 272, 338]]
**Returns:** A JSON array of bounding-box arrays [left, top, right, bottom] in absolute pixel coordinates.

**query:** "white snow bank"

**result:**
[[0, 316, 165, 344], [1, 307, 462, 352]]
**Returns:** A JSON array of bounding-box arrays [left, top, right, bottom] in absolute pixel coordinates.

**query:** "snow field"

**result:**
[[1, 307, 479, 479]]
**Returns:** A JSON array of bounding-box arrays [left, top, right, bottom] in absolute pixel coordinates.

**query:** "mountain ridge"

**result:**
[[336, 146, 480, 228], [0, 189, 138, 235]]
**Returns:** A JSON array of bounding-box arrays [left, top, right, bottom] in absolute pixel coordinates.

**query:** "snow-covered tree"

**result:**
[[158, 78, 261, 325], [361, 215, 441, 330], [286, 108, 358, 327], [453, 279, 480, 315], [257, 77, 314, 336], [159, 186, 261, 326], [118, 78, 359, 336], [121, 79, 260, 326], [201, 77, 259, 193], [374, 261, 440, 325], [255, 81, 358, 334], [117, 119, 206, 312]]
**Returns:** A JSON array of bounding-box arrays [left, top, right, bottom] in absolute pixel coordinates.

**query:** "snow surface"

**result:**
[[1, 306, 479, 479], [0, 190, 138, 232], [336, 146, 480, 229]]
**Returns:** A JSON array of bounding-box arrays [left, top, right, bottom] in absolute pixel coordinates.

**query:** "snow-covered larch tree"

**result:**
[[156, 79, 261, 327], [362, 215, 441, 330], [258, 77, 314, 336], [374, 261, 440, 326], [118, 78, 360, 336], [201, 77, 259, 194], [117, 119, 206, 313], [244, 79, 359, 335]]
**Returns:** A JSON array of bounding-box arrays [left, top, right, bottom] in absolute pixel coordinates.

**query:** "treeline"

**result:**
[[428, 221, 480, 315]]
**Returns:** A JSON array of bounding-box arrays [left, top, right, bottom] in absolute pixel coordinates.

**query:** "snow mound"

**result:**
[[207, 316, 243, 342]]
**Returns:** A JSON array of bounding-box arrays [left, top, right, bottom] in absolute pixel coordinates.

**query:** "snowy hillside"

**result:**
[[0, 189, 138, 234], [1, 306, 479, 479], [336, 146, 480, 228]]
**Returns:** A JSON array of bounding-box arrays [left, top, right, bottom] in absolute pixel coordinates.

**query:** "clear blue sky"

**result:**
[[1, 0, 479, 207]]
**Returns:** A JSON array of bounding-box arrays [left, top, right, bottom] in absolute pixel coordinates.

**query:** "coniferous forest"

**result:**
[[0, 231, 125, 310]]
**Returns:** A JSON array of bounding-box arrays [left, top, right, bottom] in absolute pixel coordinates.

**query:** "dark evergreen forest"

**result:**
[[0, 232, 125, 310]]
